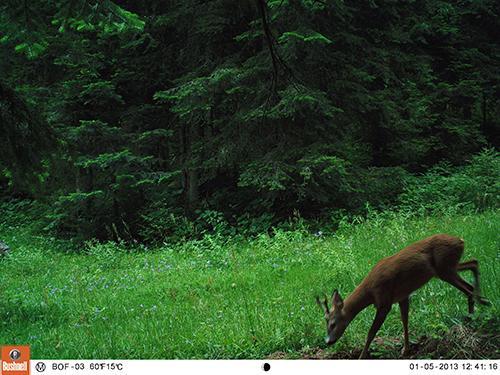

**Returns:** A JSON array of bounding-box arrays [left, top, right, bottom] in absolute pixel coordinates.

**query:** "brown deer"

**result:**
[[316, 234, 490, 359]]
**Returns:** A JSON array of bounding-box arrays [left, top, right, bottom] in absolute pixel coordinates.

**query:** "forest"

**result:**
[[0, 0, 499, 359]]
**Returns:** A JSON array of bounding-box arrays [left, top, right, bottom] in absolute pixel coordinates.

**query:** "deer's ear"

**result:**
[[332, 289, 344, 309]]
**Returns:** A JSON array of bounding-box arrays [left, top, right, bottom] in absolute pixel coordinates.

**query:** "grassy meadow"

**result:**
[[0, 208, 498, 359]]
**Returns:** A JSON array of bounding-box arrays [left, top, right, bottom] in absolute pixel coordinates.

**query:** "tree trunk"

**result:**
[[182, 122, 200, 215]]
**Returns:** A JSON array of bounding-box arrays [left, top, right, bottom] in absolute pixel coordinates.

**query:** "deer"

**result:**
[[316, 233, 490, 359]]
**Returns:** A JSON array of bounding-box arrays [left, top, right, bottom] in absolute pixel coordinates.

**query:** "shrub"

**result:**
[[399, 149, 499, 214], [194, 209, 231, 236], [139, 201, 195, 244]]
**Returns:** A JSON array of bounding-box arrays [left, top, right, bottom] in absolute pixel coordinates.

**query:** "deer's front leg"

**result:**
[[359, 305, 391, 359], [399, 298, 410, 357]]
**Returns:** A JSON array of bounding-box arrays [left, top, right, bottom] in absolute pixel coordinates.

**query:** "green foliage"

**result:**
[[0, 205, 498, 358], [139, 203, 195, 244], [400, 149, 500, 213], [1, 0, 499, 361], [0, 82, 55, 193], [354, 167, 411, 211], [194, 209, 231, 236], [0, 200, 42, 228], [279, 31, 333, 45], [84, 239, 129, 269], [14, 42, 48, 59], [1, 0, 499, 240]]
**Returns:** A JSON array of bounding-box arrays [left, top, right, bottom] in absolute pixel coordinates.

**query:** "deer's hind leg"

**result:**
[[439, 271, 476, 313], [457, 259, 490, 307]]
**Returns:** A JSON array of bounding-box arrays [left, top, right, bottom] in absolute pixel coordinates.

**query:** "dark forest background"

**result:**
[[1, 0, 499, 243]]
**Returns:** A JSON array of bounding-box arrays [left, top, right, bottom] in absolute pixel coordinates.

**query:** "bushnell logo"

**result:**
[[1, 345, 30, 375]]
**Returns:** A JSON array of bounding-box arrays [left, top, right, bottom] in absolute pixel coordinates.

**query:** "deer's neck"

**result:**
[[343, 283, 373, 322]]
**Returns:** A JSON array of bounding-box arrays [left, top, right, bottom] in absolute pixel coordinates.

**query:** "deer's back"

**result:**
[[363, 234, 465, 305]]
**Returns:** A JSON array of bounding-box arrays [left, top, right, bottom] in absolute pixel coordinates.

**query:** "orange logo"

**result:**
[[1, 346, 30, 375]]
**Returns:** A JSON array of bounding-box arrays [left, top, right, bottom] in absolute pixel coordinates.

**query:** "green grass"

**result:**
[[0, 209, 498, 359]]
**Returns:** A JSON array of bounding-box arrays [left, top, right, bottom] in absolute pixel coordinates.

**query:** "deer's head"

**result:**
[[316, 290, 348, 345]]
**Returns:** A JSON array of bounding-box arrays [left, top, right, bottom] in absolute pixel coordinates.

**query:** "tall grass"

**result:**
[[0, 209, 498, 358]]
